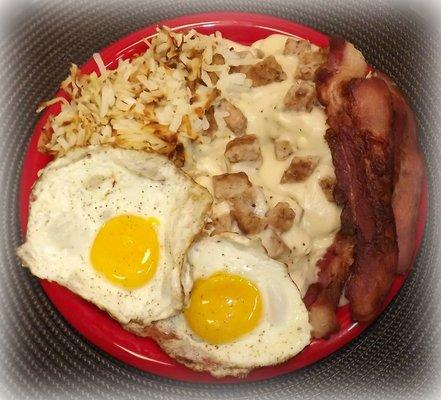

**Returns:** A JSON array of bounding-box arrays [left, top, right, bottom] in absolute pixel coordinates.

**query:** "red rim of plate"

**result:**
[[18, 12, 428, 383]]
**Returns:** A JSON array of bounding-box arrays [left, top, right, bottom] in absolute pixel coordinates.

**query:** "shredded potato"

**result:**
[[37, 27, 258, 158]]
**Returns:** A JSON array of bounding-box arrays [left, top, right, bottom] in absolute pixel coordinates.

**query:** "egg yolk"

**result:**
[[184, 272, 263, 344], [90, 214, 159, 289]]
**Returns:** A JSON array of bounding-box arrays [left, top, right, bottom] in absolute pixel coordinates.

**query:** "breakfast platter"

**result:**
[[17, 12, 427, 383]]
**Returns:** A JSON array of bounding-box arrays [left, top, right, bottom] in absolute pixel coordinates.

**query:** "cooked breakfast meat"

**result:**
[[230, 187, 267, 235], [266, 202, 295, 233], [283, 81, 316, 111], [284, 36, 327, 80], [316, 38, 368, 108], [220, 99, 247, 135], [31, 26, 424, 378], [317, 37, 399, 323], [283, 38, 311, 55], [212, 172, 252, 199], [375, 72, 425, 273], [224, 134, 262, 163], [234, 55, 287, 87], [303, 232, 355, 338], [259, 228, 291, 260], [211, 213, 233, 235], [230, 197, 266, 234], [296, 50, 327, 80], [185, 35, 342, 336], [319, 176, 337, 202], [274, 139, 294, 161], [301, 36, 424, 336], [212, 173, 266, 235], [280, 156, 319, 183]]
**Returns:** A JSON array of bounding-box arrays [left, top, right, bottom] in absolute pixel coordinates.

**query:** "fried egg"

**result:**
[[17, 147, 212, 333], [149, 234, 311, 377]]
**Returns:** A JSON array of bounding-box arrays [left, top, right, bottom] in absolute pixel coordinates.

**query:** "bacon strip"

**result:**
[[375, 72, 425, 273], [342, 77, 399, 320], [314, 37, 400, 324], [304, 233, 355, 338], [316, 37, 368, 113], [305, 37, 424, 337]]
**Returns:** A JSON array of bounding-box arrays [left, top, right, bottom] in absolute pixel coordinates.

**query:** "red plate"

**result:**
[[19, 12, 428, 383]]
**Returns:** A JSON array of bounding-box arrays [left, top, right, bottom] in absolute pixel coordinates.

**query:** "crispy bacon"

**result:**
[[302, 35, 424, 337], [304, 233, 355, 338], [314, 37, 404, 325], [341, 77, 399, 321], [316, 37, 368, 113], [375, 72, 425, 273]]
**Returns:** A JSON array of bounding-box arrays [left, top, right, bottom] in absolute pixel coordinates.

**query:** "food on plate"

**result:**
[[274, 138, 294, 161], [224, 134, 262, 164], [17, 147, 211, 333], [317, 37, 399, 323], [146, 234, 310, 378], [303, 232, 355, 338], [305, 37, 425, 336], [232, 55, 287, 87], [173, 31, 341, 306], [19, 25, 424, 377], [219, 99, 248, 134], [280, 156, 319, 183], [377, 72, 425, 273]]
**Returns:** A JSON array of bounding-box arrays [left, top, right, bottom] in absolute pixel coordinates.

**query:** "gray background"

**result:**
[[0, 0, 440, 399]]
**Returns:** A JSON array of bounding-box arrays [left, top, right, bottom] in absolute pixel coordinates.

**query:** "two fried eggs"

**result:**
[[18, 146, 311, 376]]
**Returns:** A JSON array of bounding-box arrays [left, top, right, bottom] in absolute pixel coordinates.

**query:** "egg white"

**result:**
[[17, 146, 212, 332], [152, 233, 311, 377]]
